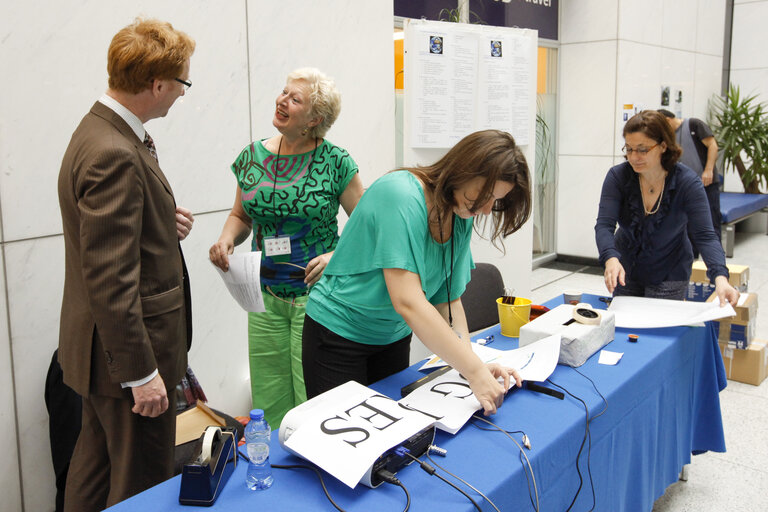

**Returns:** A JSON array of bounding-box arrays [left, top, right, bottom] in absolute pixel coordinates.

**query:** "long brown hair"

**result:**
[[405, 130, 531, 248]]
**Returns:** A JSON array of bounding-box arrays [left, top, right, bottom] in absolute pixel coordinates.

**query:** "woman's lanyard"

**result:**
[[436, 210, 455, 327], [264, 137, 318, 257]]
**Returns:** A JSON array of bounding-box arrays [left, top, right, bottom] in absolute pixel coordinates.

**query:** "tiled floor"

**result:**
[[531, 231, 768, 511]]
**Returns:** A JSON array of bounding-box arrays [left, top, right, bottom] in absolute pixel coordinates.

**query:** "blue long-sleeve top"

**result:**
[[595, 161, 728, 286]]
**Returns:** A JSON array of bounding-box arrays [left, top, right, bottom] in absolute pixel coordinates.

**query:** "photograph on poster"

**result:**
[[491, 40, 502, 57], [429, 35, 443, 54]]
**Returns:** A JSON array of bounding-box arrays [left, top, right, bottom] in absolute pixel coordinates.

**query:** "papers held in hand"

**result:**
[[214, 252, 266, 313]]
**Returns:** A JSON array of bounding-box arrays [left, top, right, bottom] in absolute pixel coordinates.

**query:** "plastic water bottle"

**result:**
[[245, 409, 273, 490]]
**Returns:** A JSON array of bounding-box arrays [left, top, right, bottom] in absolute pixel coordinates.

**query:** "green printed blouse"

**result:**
[[231, 139, 358, 298]]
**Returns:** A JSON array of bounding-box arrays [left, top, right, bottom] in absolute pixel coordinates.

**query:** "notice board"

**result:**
[[404, 19, 538, 148]]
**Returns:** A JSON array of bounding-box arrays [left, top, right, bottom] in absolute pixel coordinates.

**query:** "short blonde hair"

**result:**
[[286, 67, 341, 139], [108, 18, 195, 94]]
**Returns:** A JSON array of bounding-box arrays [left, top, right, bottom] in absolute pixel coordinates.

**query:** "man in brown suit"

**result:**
[[57, 18, 195, 511]]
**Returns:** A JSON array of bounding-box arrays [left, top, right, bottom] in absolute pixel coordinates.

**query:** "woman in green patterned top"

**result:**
[[209, 68, 363, 426]]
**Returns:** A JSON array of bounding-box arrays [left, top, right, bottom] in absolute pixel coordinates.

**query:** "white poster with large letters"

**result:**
[[282, 337, 560, 487], [282, 381, 436, 488]]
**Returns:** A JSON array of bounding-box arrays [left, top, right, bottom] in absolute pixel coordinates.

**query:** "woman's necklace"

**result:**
[[639, 173, 666, 216]]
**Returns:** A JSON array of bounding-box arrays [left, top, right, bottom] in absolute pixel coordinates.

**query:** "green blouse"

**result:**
[[308, 171, 474, 344], [231, 139, 358, 298]]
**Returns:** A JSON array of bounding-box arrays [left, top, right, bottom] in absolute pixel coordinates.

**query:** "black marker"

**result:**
[[400, 366, 453, 397], [525, 381, 564, 400]]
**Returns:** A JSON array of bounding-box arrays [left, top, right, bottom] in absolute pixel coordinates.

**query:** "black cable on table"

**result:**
[[424, 451, 501, 512], [375, 469, 411, 512], [571, 367, 609, 512], [471, 415, 540, 512], [401, 452, 482, 512], [546, 378, 592, 512]]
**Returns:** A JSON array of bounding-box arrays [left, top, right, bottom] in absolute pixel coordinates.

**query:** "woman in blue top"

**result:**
[[595, 110, 739, 305], [303, 130, 531, 416]]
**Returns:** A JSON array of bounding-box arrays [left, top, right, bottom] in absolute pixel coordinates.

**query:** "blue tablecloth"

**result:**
[[107, 294, 726, 511]]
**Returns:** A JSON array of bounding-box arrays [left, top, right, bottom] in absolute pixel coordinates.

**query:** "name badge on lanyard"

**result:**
[[263, 235, 291, 257]]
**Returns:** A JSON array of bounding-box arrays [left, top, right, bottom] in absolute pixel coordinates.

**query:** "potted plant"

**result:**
[[708, 84, 768, 194]]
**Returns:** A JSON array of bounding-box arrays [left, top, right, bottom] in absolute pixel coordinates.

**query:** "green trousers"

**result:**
[[248, 293, 308, 428]]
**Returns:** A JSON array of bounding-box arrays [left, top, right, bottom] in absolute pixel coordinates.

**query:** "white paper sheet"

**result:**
[[214, 252, 266, 313], [398, 368, 482, 434], [402, 334, 561, 433], [283, 381, 435, 488], [492, 334, 561, 382], [418, 341, 501, 370], [405, 20, 534, 148], [608, 296, 735, 329], [598, 350, 623, 365]]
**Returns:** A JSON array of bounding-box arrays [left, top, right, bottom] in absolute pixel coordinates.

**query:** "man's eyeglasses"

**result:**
[[622, 143, 658, 156], [174, 78, 192, 91]]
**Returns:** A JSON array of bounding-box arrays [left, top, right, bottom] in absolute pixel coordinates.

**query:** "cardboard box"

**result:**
[[707, 292, 758, 324], [718, 339, 768, 386], [691, 261, 749, 291], [713, 319, 756, 349], [685, 282, 716, 302], [175, 400, 226, 446]]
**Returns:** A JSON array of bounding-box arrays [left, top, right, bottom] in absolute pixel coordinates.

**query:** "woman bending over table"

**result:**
[[303, 130, 531, 416]]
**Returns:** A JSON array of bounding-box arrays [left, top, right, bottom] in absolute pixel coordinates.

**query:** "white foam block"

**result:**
[[519, 305, 615, 367]]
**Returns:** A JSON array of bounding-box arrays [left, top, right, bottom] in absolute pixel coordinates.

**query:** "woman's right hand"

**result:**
[[604, 257, 626, 293], [465, 365, 509, 416], [209, 239, 234, 271]]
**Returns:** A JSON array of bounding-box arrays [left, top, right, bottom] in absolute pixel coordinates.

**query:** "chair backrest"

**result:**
[[462, 263, 505, 333]]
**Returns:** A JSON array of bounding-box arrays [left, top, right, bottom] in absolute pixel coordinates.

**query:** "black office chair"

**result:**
[[462, 262, 505, 333]]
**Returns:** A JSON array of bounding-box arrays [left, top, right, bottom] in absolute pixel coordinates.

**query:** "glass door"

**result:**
[[533, 45, 558, 264]]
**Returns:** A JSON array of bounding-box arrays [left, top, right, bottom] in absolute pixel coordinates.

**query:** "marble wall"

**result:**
[[0, 1, 395, 510], [556, 0, 728, 258], [727, 0, 768, 193], [731, 0, 768, 101], [0, 249, 19, 511]]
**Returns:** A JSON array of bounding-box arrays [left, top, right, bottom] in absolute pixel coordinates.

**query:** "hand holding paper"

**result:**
[[214, 252, 266, 313]]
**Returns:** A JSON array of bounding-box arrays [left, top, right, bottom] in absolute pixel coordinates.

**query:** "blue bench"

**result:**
[[720, 192, 768, 257]]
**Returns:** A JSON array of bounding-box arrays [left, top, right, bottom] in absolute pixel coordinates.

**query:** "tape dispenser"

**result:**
[[179, 425, 239, 506]]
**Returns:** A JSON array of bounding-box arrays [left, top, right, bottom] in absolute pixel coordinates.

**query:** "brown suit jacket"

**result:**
[[58, 101, 191, 398]]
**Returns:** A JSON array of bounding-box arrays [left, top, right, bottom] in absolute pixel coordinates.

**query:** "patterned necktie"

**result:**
[[143, 132, 158, 162]]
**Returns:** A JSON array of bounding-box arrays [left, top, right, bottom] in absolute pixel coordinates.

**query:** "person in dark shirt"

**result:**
[[595, 110, 738, 305], [658, 109, 721, 252]]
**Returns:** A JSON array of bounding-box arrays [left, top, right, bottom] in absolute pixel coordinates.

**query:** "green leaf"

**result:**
[[708, 84, 768, 192]]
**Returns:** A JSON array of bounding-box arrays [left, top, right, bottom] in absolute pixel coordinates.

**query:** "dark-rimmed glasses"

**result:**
[[174, 78, 192, 91], [622, 143, 658, 156]]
